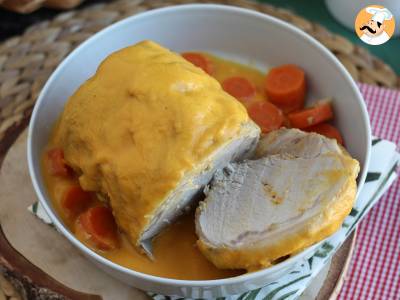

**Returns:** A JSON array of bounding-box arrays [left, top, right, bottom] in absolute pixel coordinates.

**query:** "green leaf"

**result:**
[[349, 208, 358, 216], [313, 243, 334, 258], [347, 161, 398, 235], [321, 242, 334, 251], [372, 138, 381, 146], [314, 251, 328, 258], [245, 288, 261, 300], [276, 290, 298, 300], [307, 257, 313, 269], [342, 222, 350, 228], [32, 202, 38, 214], [237, 293, 249, 300], [263, 274, 311, 300], [366, 172, 381, 182]]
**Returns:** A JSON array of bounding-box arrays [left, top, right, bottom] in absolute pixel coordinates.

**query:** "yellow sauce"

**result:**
[[43, 157, 242, 279], [52, 41, 254, 247], [203, 53, 266, 107], [43, 45, 266, 280]]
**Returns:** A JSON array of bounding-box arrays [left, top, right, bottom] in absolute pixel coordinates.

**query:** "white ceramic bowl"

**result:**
[[27, 4, 371, 298]]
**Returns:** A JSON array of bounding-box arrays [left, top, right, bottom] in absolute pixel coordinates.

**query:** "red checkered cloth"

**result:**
[[339, 84, 400, 300]]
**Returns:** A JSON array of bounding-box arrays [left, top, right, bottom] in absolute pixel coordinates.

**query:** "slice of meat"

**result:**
[[255, 128, 343, 158], [140, 122, 260, 245], [196, 128, 359, 271]]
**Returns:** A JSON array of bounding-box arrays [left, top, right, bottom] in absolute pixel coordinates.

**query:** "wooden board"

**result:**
[[0, 130, 147, 300], [0, 130, 355, 299]]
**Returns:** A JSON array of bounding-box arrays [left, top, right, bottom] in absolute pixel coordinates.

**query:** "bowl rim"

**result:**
[[27, 3, 371, 287]]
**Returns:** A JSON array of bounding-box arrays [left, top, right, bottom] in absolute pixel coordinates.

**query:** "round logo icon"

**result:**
[[355, 5, 395, 46]]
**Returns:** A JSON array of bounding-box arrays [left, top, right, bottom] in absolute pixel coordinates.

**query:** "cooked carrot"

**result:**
[[265, 64, 306, 109], [46, 148, 70, 177], [78, 206, 119, 250], [288, 100, 333, 129], [182, 52, 213, 74], [275, 101, 304, 114], [282, 115, 291, 128], [62, 185, 93, 218], [248, 101, 284, 133], [305, 123, 344, 145], [222, 77, 256, 101]]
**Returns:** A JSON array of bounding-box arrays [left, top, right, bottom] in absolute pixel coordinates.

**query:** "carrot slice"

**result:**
[[275, 100, 305, 114], [222, 77, 256, 101], [46, 148, 70, 177], [288, 100, 333, 129], [78, 206, 119, 251], [282, 115, 291, 128], [182, 52, 213, 74], [305, 123, 344, 145], [248, 101, 284, 133], [62, 185, 93, 218], [265, 64, 306, 108]]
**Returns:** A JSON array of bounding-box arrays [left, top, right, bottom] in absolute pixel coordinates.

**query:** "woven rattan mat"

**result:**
[[0, 0, 396, 299]]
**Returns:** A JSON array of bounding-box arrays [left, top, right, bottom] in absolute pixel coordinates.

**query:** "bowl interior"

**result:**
[[28, 4, 371, 285]]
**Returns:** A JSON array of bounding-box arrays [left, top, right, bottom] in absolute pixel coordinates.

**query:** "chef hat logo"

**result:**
[[355, 5, 395, 46], [367, 7, 392, 23]]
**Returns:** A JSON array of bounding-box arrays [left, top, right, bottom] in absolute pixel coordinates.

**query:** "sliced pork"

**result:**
[[196, 128, 359, 270]]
